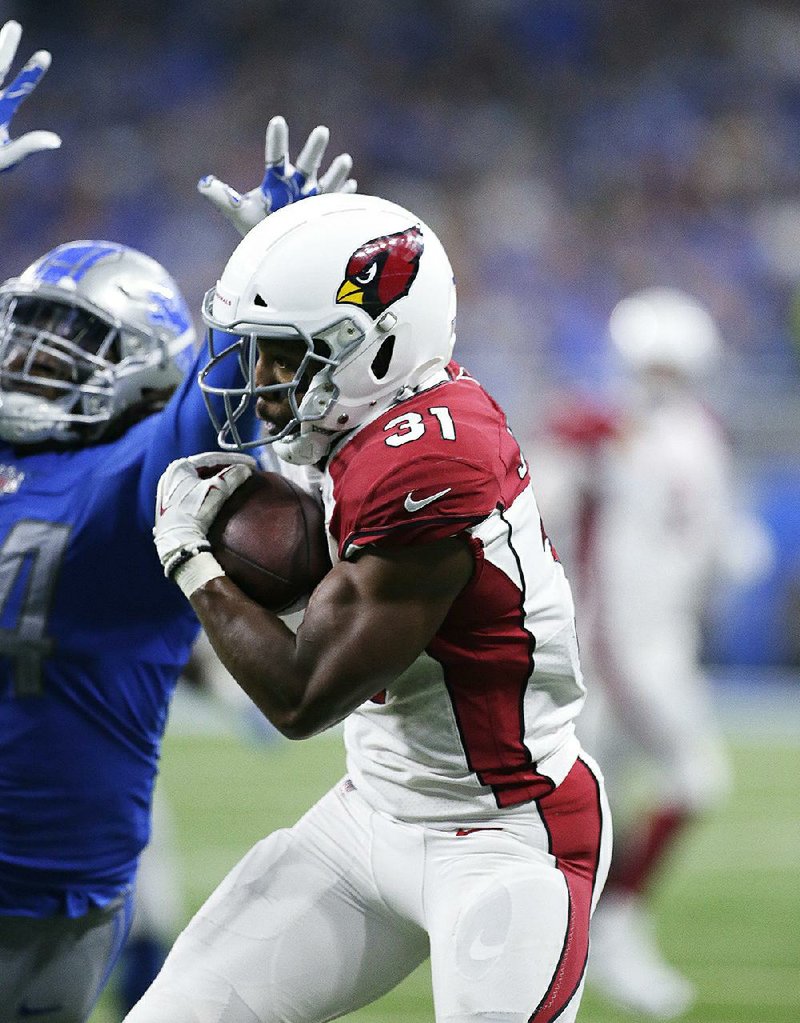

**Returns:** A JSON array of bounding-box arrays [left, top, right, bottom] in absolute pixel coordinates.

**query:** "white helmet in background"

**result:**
[[609, 287, 722, 379], [0, 240, 195, 445], [200, 192, 457, 464]]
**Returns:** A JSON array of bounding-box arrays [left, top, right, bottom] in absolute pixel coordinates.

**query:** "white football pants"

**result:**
[[125, 758, 610, 1023]]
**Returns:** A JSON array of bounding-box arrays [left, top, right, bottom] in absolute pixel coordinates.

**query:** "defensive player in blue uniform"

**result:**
[[0, 20, 356, 1022], [0, 239, 204, 1020]]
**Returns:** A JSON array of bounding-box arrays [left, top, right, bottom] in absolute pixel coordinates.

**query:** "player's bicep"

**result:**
[[294, 537, 473, 718]]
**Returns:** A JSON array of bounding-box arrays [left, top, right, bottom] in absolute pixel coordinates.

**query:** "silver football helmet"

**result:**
[[199, 192, 456, 464], [0, 240, 195, 444]]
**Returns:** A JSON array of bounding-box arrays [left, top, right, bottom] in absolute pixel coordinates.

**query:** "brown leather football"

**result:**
[[208, 469, 330, 613]]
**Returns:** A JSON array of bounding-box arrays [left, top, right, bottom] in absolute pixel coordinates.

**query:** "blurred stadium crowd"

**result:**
[[3, 0, 800, 665]]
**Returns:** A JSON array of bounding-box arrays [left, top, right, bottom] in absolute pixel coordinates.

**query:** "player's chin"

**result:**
[[255, 400, 291, 435], [259, 416, 302, 445]]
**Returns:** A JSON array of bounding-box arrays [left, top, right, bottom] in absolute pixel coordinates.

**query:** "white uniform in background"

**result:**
[[529, 288, 772, 1019]]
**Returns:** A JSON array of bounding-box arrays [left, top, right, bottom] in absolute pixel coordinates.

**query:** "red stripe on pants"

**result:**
[[529, 758, 605, 1023]]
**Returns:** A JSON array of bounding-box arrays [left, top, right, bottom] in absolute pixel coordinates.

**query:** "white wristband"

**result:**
[[173, 551, 225, 598]]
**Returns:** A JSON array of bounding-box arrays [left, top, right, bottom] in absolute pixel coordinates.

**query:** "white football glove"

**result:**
[[0, 20, 60, 173], [198, 114, 356, 236], [154, 452, 256, 588]]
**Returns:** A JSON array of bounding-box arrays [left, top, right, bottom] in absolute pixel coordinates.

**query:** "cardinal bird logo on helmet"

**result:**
[[336, 226, 424, 319]]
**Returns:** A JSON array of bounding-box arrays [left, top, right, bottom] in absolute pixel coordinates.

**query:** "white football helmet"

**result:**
[[609, 287, 721, 379], [200, 192, 457, 464], [0, 240, 195, 445]]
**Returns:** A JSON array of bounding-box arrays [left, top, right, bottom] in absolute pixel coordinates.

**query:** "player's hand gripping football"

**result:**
[[0, 20, 60, 172], [198, 114, 356, 236], [154, 452, 256, 591]]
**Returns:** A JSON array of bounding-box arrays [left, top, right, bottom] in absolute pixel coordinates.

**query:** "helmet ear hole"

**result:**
[[370, 335, 395, 380]]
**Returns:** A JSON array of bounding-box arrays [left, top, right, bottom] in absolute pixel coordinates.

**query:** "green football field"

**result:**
[[91, 690, 800, 1023]]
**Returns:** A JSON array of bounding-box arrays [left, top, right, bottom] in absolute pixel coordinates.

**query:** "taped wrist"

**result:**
[[171, 550, 225, 598]]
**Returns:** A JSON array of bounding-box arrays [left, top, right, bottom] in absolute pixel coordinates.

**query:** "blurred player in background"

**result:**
[[531, 287, 772, 1018], [131, 192, 613, 1023], [0, 20, 355, 1022]]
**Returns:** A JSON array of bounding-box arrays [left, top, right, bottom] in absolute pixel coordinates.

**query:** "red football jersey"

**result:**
[[321, 365, 585, 823]]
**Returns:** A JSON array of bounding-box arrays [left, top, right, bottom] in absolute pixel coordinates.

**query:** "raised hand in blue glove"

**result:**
[[198, 114, 356, 236], [0, 20, 60, 172]]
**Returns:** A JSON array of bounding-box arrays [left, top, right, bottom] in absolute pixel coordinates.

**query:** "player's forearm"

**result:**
[[189, 577, 310, 736], [189, 576, 370, 739]]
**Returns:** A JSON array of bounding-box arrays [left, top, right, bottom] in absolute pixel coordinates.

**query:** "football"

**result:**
[[208, 469, 331, 613]]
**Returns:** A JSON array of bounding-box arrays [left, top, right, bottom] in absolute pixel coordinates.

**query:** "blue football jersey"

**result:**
[[0, 341, 248, 917]]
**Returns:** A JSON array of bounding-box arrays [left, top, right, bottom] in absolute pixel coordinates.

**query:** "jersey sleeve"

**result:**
[[328, 377, 530, 560], [330, 446, 502, 560]]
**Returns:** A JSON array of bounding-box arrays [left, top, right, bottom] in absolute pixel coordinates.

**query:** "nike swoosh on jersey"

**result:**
[[403, 487, 452, 513]]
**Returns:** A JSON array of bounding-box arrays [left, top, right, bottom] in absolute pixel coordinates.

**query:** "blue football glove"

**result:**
[[198, 114, 356, 236], [0, 20, 60, 173]]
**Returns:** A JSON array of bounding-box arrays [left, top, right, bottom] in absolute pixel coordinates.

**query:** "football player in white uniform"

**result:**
[[135, 194, 613, 1023], [530, 288, 772, 1018]]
